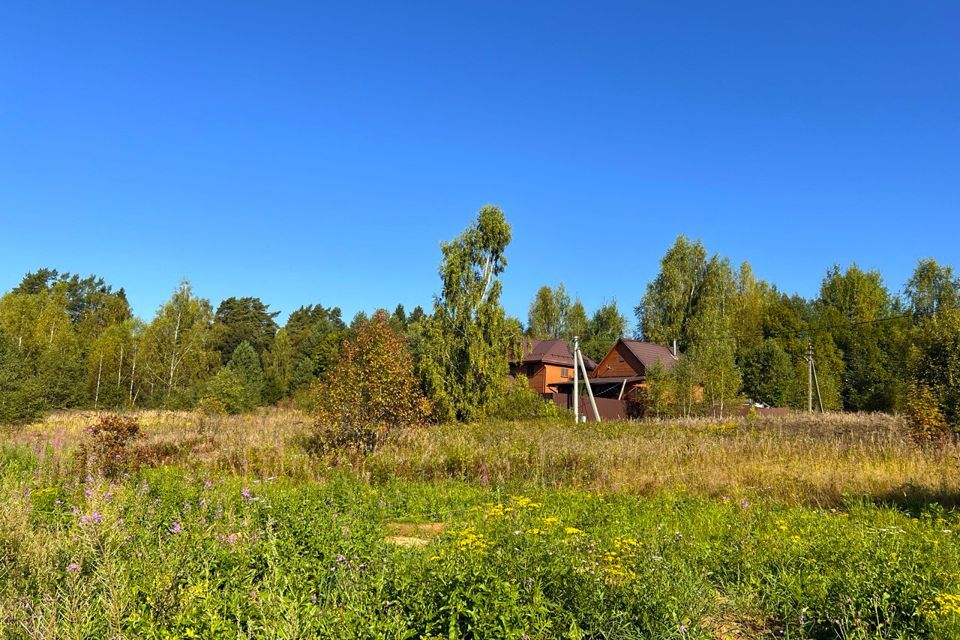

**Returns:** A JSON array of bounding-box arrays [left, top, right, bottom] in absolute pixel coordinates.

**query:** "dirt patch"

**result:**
[[383, 535, 431, 547], [385, 522, 446, 537], [701, 610, 782, 639], [383, 522, 445, 548]]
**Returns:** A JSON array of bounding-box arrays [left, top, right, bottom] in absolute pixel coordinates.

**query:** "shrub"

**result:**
[[75, 414, 142, 478], [199, 368, 249, 415], [904, 384, 952, 445], [309, 310, 431, 454], [488, 375, 562, 420]]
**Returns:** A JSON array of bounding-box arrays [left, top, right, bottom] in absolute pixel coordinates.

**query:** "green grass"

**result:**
[[2, 454, 960, 639], [4, 410, 960, 638]]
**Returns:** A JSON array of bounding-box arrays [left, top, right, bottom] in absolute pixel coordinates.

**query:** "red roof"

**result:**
[[620, 338, 679, 372], [515, 338, 597, 370]]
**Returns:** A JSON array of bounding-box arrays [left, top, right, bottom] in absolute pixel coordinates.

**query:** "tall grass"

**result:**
[[2, 409, 960, 637], [8, 409, 958, 507]]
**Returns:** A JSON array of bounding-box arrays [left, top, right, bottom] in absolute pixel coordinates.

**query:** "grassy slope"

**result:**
[[1, 411, 960, 638]]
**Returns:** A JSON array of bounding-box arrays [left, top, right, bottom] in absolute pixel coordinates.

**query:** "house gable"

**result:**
[[591, 339, 646, 379]]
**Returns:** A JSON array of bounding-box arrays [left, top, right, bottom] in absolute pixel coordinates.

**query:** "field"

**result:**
[[2, 411, 960, 639]]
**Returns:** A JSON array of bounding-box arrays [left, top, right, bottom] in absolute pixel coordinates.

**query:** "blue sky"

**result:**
[[1, 2, 957, 325]]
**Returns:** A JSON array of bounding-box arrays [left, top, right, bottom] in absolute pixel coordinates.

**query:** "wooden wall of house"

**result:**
[[516, 363, 576, 394], [543, 363, 575, 389], [528, 364, 547, 393], [592, 342, 644, 378]]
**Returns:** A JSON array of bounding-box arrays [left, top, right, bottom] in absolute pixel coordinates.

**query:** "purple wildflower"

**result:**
[[67, 563, 80, 572], [204, 480, 213, 489], [80, 512, 103, 526], [170, 521, 182, 534], [241, 487, 251, 500]]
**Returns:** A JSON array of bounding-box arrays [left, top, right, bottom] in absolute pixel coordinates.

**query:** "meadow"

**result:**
[[2, 410, 960, 639]]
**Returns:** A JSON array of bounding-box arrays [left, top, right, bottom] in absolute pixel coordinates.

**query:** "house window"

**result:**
[[561, 367, 571, 379]]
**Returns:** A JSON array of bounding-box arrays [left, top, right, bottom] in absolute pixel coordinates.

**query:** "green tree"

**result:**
[[816, 264, 906, 411], [283, 304, 347, 390], [733, 262, 767, 354], [740, 341, 795, 407], [311, 310, 431, 452], [565, 299, 589, 343], [0, 336, 45, 424], [418, 205, 520, 422], [905, 258, 959, 318], [263, 327, 295, 404], [86, 319, 139, 409], [350, 311, 369, 330], [409, 305, 427, 324], [391, 304, 408, 329], [581, 300, 627, 362], [636, 236, 708, 349], [909, 308, 960, 427], [685, 257, 741, 417], [227, 340, 263, 409], [32, 283, 85, 408], [210, 297, 279, 364], [199, 368, 248, 415], [14, 268, 130, 330], [527, 284, 570, 340], [0, 291, 42, 354], [140, 280, 218, 407]]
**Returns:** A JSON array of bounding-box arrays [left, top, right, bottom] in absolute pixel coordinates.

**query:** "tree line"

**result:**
[[519, 238, 960, 424], [2, 209, 959, 429]]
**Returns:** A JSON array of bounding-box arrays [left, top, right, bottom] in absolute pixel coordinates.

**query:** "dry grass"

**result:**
[[5, 408, 959, 508], [371, 412, 960, 507]]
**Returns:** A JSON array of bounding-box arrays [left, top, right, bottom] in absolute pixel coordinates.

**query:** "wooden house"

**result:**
[[552, 338, 680, 418], [509, 338, 596, 398]]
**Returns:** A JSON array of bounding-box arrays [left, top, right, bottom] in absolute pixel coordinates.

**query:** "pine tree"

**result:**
[[227, 340, 263, 410]]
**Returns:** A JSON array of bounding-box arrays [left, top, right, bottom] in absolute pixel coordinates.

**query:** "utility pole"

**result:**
[[812, 356, 824, 414], [577, 348, 601, 423], [805, 343, 824, 413], [571, 336, 600, 423], [573, 336, 580, 424]]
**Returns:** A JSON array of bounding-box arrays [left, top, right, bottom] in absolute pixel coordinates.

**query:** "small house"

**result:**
[[509, 338, 597, 399], [551, 338, 680, 419], [588, 338, 679, 401]]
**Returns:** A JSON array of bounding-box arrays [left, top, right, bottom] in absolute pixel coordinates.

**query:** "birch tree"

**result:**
[[141, 280, 218, 407], [418, 205, 521, 422]]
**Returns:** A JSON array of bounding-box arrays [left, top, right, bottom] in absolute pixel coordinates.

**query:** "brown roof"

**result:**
[[515, 338, 597, 370], [620, 339, 679, 372]]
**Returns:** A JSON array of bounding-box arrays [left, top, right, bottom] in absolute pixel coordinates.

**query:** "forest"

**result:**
[[1, 205, 959, 434]]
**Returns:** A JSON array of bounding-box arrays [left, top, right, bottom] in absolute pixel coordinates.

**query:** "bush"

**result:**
[[904, 384, 952, 445], [488, 375, 563, 420], [199, 368, 249, 415], [75, 414, 143, 478], [309, 310, 431, 455]]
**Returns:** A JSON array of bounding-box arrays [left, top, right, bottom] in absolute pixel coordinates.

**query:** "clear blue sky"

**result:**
[[1, 2, 957, 325]]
